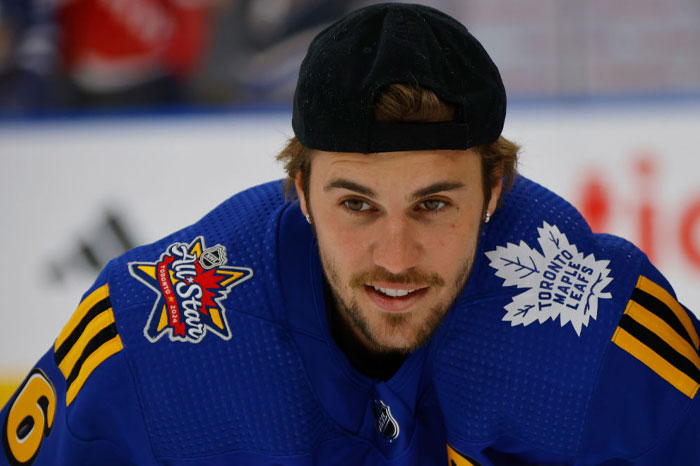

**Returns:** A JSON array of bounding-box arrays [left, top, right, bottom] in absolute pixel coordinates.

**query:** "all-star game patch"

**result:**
[[129, 236, 253, 343]]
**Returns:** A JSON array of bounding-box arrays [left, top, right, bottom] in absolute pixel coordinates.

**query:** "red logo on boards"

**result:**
[[577, 152, 700, 271]]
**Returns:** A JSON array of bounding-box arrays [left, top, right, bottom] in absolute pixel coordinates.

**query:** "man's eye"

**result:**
[[344, 199, 371, 211], [419, 199, 446, 211]]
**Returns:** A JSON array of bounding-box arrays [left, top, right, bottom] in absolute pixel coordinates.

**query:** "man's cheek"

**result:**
[[328, 241, 368, 271]]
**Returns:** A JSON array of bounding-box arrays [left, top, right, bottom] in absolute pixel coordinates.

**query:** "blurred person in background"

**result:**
[[193, 0, 359, 104], [0, 0, 367, 110], [0, 0, 55, 111], [55, 0, 213, 108]]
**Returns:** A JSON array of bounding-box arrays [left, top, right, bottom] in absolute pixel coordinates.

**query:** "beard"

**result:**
[[320, 250, 475, 355]]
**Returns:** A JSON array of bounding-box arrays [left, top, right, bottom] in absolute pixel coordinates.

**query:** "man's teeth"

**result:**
[[372, 286, 417, 297]]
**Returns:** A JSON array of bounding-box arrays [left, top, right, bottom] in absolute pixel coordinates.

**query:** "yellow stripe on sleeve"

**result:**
[[612, 327, 699, 399], [626, 301, 700, 374], [57, 310, 115, 379], [637, 276, 699, 350], [55, 284, 110, 351], [66, 335, 124, 406]]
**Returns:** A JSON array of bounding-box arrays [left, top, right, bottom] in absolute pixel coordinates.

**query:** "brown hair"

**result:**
[[277, 84, 519, 205]]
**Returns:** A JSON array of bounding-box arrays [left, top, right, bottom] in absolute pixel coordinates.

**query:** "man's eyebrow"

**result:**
[[323, 179, 466, 200], [324, 178, 377, 198], [410, 181, 465, 200]]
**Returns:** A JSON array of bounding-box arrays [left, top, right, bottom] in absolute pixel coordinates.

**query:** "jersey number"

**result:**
[[2, 369, 56, 465]]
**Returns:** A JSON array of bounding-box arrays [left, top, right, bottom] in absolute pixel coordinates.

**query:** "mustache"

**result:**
[[349, 268, 445, 289]]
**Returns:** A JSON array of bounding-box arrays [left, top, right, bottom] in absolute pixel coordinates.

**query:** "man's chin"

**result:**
[[329, 281, 451, 354], [363, 317, 430, 354]]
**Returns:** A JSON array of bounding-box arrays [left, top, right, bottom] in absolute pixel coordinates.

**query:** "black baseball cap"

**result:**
[[292, 3, 506, 154]]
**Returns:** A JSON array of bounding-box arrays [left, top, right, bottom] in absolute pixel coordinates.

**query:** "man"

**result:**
[[2, 4, 698, 465]]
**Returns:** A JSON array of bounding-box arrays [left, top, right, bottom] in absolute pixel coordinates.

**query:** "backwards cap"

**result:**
[[292, 3, 506, 154]]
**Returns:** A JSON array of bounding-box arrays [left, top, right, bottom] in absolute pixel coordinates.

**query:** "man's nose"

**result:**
[[370, 215, 422, 275]]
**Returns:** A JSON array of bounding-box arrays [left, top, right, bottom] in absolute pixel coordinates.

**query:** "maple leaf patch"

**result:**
[[485, 222, 613, 336]]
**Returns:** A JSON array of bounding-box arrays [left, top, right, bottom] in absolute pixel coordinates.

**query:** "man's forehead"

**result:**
[[312, 148, 480, 168], [316, 151, 481, 202], [311, 148, 480, 180]]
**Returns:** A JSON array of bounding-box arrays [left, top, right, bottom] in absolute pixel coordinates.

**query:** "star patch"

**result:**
[[129, 236, 253, 343]]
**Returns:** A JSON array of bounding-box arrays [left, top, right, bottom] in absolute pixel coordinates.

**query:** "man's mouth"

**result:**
[[371, 286, 419, 297], [364, 284, 429, 312]]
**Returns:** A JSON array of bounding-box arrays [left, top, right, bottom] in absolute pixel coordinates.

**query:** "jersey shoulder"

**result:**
[[52, 180, 289, 404], [432, 175, 665, 461], [108, 179, 287, 336], [90, 181, 339, 460], [467, 174, 644, 333], [578, 255, 700, 463]]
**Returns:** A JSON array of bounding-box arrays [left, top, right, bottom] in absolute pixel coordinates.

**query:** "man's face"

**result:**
[[296, 149, 501, 354]]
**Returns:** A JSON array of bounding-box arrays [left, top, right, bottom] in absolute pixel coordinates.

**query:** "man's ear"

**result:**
[[294, 172, 309, 217], [487, 176, 503, 216]]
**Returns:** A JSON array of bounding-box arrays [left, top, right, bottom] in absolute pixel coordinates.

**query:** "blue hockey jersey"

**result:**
[[2, 176, 699, 465]]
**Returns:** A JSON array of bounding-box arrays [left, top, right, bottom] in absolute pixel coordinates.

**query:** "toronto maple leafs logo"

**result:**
[[129, 236, 253, 343], [485, 222, 613, 336]]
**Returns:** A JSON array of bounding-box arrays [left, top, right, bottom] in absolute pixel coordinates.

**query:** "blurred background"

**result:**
[[1, 0, 700, 404]]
